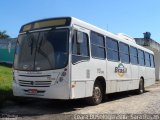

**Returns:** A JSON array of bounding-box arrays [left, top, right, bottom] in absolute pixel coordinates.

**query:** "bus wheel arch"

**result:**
[[140, 76, 144, 82], [87, 76, 106, 105], [94, 76, 106, 96]]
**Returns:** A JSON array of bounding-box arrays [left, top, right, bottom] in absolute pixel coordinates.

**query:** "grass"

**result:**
[[0, 64, 13, 102]]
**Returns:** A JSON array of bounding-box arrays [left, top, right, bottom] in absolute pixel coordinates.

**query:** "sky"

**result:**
[[0, 0, 160, 42]]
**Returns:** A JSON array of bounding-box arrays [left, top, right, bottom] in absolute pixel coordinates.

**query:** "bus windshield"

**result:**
[[14, 28, 69, 71]]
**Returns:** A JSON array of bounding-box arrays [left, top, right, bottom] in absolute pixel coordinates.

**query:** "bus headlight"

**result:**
[[57, 69, 67, 83], [13, 71, 15, 82], [61, 71, 66, 77], [13, 75, 16, 83], [59, 77, 64, 82]]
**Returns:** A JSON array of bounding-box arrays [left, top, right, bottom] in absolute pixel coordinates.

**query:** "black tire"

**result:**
[[137, 78, 145, 94], [87, 82, 103, 105]]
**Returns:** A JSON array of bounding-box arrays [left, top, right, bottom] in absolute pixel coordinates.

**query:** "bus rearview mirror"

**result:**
[[77, 31, 83, 43]]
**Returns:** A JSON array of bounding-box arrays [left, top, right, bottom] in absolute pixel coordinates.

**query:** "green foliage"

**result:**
[[0, 30, 10, 39], [0, 65, 12, 94]]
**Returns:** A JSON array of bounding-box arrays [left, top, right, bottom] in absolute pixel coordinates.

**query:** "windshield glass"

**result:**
[[14, 28, 69, 71]]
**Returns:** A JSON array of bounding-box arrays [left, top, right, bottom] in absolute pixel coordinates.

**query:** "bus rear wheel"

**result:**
[[137, 78, 144, 94], [87, 82, 103, 105]]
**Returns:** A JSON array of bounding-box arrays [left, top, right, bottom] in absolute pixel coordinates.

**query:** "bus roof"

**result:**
[[20, 16, 154, 54], [70, 17, 154, 54]]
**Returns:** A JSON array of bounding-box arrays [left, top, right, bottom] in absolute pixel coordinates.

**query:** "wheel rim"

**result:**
[[93, 87, 102, 103]]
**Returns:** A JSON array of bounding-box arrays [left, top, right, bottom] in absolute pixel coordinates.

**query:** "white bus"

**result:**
[[13, 17, 155, 105]]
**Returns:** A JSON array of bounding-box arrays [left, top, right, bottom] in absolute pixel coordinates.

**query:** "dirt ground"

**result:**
[[1, 81, 160, 120]]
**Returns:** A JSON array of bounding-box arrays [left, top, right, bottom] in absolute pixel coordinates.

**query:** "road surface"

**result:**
[[1, 81, 160, 120]]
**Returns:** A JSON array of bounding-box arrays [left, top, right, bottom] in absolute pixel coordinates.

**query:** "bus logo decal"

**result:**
[[115, 63, 127, 77]]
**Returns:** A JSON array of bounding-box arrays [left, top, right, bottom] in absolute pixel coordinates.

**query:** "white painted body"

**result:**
[[13, 17, 155, 99]]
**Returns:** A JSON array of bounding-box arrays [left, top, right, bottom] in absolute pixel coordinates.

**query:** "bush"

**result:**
[[0, 64, 13, 104]]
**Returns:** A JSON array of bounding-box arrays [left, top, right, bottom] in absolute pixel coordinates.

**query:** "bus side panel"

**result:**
[[86, 81, 94, 97], [71, 59, 106, 99], [107, 61, 132, 93], [138, 66, 145, 86], [131, 65, 139, 90], [116, 63, 132, 92], [145, 67, 155, 87], [106, 80, 117, 93], [71, 61, 93, 99], [106, 61, 119, 93]]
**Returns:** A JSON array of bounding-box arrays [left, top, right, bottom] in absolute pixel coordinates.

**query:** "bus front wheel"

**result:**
[[87, 82, 103, 105]]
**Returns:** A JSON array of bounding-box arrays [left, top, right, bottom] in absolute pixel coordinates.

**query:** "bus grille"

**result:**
[[18, 80, 52, 87]]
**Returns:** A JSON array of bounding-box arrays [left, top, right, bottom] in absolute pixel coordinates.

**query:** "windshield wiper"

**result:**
[[37, 35, 53, 68], [26, 33, 34, 55]]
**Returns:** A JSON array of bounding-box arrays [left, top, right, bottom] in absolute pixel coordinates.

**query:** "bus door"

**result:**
[[71, 25, 92, 98]]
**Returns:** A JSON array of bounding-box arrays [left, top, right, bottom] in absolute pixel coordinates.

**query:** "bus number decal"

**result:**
[[86, 69, 90, 78], [97, 68, 104, 74]]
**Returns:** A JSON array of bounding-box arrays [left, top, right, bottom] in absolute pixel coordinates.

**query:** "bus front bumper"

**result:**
[[12, 82, 70, 100]]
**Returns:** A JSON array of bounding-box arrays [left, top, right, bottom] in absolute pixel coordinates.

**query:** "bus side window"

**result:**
[[72, 30, 89, 64], [150, 54, 155, 68], [138, 50, 145, 66], [106, 38, 119, 61], [90, 31, 106, 59], [119, 42, 130, 64], [145, 52, 151, 67], [130, 46, 138, 65]]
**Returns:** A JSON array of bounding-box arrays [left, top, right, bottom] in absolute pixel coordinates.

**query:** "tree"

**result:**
[[0, 30, 10, 39]]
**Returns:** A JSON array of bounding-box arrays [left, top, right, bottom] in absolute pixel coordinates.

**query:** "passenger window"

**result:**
[[145, 52, 151, 67], [90, 32, 105, 59], [150, 54, 155, 68], [138, 50, 145, 66], [119, 42, 130, 63], [72, 30, 89, 63], [130, 46, 138, 65], [106, 38, 119, 61]]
